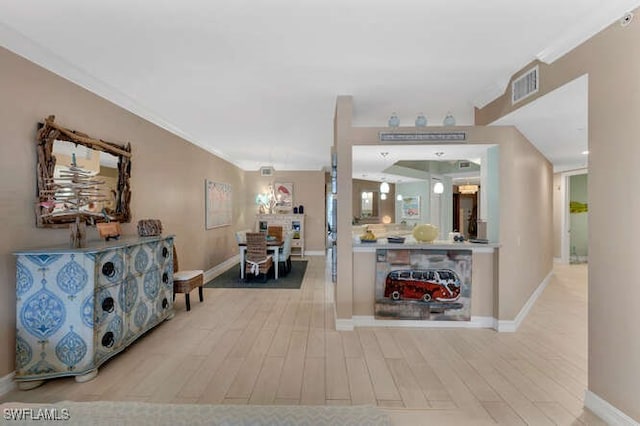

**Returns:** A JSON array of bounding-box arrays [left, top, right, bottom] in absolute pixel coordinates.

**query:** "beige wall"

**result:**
[[334, 97, 553, 324], [0, 46, 326, 380], [475, 7, 640, 421], [244, 170, 327, 252]]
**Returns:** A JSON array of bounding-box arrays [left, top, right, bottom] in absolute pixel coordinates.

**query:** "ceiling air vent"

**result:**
[[260, 166, 274, 176], [511, 65, 539, 104]]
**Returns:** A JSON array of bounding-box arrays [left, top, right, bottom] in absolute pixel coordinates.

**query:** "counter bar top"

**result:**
[[353, 238, 499, 253]]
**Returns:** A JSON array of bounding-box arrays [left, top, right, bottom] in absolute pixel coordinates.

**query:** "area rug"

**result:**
[[0, 401, 391, 425], [205, 260, 307, 289]]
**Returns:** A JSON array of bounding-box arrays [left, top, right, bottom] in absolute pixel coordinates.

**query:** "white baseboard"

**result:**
[[203, 254, 240, 283], [0, 372, 15, 397], [584, 390, 639, 425], [351, 315, 497, 329], [335, 318, 354, 331], [497, 270, 553, 332]]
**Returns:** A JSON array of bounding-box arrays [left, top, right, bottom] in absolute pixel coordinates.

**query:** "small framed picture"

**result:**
[[274, 182, 293, 212]]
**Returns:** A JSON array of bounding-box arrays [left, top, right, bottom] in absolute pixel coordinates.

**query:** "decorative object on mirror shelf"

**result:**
[[412, 223, 439, 242], [298, 205, 304, 214], [388, 112, 400, 128], [293, 206, 298, 214], [415, 113, 427, 127], [443, 112, 456, 126], [137, 219, 163, 236], [396, 194, 403, 201], [35, 115, 132, 228], [97, 221, 121, 241]]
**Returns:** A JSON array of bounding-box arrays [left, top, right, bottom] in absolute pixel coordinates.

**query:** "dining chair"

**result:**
[[172, 245, 204, 311], [267, 225, 283, 242], [278, 230, 294, 276], [245, 232, 274, 282], [234, 229, 252, 244]]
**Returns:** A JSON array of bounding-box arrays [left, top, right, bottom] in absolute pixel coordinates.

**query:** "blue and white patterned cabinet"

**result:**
[[14, 235, 174, 386]]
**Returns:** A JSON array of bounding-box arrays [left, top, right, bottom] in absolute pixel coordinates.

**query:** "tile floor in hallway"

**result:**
[[1, 256, 605, 425]]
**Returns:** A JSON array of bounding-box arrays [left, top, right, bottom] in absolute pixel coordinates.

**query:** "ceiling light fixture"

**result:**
[[380, 193, 387, 200], [396, 194, 403, 201], [379, 152, 390, 193], [458, 184, 479, 194], [433, 182, 444, 194]]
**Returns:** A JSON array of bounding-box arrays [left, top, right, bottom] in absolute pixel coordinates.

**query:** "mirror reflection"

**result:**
[[352, 145, 491, 239], [51, 140, 120, 217], [360, 191, 375, 217], [35, 115, 132, 227]]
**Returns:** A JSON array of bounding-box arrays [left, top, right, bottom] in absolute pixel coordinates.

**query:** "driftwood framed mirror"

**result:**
[[35, 115, 132, 228]]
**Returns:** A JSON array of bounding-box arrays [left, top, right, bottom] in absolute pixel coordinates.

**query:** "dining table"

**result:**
[[238, 238, 284, 280]]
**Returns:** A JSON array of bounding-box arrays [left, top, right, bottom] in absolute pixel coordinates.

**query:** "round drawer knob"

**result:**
[[101, 332, 115, 348], [162, 298, 168, 309], [162, 247, 169, 258], [162, 272, 169, 284], [101, 297, 114, 313], [102, 262, 116, 278]]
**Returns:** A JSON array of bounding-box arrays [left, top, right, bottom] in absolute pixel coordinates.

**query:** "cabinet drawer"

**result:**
[[292, 240, 303, 247], [128, 243, 156, 275]]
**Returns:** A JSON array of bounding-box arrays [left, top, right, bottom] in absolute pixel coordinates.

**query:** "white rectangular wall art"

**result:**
[[205, 180, 232, 229]]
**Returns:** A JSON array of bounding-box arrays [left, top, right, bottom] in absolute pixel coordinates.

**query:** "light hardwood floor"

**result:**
[[1, 256, 605, 425]]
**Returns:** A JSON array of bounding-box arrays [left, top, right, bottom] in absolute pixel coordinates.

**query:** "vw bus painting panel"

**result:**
[[375, 248, 472, 321]]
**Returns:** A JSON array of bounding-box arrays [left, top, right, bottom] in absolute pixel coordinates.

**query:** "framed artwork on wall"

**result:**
[[205, 180, 232, 229], [274, 182, 293, 213], [400, 196, 421, 219], [374, 248, 472, 321]]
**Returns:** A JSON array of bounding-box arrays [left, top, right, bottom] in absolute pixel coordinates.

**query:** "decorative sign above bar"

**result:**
[[379, 132, 466, 142]]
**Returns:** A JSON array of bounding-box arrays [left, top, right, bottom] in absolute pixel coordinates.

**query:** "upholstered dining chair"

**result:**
[[172, 245, 204, 311], [278, 230, 294, 276], [234, 229, 252, 244], [245, 232, 274, 282], [267, 225, 283, 242]]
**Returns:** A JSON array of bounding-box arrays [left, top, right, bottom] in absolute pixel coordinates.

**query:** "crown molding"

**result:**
[[0, 22, 242, 170]]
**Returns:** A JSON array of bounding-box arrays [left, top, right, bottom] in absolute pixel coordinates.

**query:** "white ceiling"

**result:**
[[1, 1, 638, 171], [491, 74, 589, 172]]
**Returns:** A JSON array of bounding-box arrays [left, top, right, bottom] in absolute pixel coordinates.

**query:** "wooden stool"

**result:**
[[172, 245, 203, 311]]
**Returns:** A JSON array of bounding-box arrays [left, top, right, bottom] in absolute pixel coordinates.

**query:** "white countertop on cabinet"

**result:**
[[353, 238, 499, 253]]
